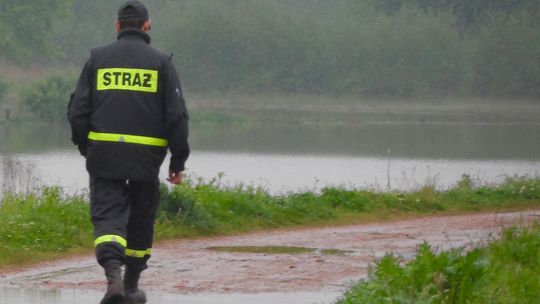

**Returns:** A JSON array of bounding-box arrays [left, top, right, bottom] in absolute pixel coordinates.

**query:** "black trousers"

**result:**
[[90, 175, 160, 270]]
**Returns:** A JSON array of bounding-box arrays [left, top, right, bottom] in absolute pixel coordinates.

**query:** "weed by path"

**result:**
[[337, 225, 540, 303]]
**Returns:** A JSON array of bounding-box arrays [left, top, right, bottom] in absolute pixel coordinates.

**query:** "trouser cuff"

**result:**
[[96, 242, 126, 267]]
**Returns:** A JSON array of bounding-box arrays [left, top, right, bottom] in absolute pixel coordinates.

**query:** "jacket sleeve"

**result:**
[[67, 58, 93, 156], [163, 58, 190, 173]]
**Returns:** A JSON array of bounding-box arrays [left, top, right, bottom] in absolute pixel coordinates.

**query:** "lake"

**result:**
[[1, 119, 539, 195]]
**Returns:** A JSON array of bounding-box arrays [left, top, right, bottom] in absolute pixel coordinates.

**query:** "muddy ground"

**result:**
[[0, 210, 538, 304]]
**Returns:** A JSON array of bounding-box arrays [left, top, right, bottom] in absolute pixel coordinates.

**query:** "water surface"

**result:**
[[0, 288, 339, 304], [1, 121, 539, 194]]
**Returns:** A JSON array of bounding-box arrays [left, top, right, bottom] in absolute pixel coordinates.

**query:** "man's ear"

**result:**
[[114, 20, 121, 33], [143, 20, 152, 32]]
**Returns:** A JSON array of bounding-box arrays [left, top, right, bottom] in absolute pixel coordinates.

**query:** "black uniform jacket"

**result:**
[[68, 29, 189, 182]]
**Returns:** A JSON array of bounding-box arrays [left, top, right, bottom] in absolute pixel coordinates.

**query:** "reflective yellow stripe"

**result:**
[[125, 248, 153, 258], [88, 131, 168, 147], [94, 235, 127, 248], [97, 68, 158, 93]]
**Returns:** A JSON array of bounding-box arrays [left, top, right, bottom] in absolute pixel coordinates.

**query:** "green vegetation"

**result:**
[[19, 74, 76, 122], [338, 225, 540, 303], [0, 176, 539, 267], [1, 1, 538, 123], [1, 0, 539, 106], [129, 0, 540, 98], [0, 0, 72, 62], [0, 187, 92, 266], [155, 176, 540, 238]]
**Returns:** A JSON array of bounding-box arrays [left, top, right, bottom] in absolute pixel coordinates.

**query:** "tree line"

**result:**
[[1, 0, 539, 100]]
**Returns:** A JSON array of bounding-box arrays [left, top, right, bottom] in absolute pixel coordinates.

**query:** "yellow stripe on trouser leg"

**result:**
[[88, 131, 168, 147], [94, 235, 127, 248], [125, 248, 153, 258]]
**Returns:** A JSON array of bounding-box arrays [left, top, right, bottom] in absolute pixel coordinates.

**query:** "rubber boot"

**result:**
[[100, 262, 124, 304], [123, 266, 147, 304]]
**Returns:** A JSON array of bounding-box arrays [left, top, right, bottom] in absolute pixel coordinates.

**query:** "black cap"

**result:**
[[118, 1, 149, 21]]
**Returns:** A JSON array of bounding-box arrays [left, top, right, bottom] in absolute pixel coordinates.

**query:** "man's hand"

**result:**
[[167, 171, 183, 185]]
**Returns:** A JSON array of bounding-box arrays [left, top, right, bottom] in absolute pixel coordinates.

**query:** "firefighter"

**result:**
[[67, 1, 189, 303]]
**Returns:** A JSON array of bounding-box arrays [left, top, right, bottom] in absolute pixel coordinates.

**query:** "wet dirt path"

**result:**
[[0, 210, 538, 304]]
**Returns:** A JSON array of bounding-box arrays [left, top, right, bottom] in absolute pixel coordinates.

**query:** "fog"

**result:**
[[1, 0, 539, 193], [1, 0, 540, 99]]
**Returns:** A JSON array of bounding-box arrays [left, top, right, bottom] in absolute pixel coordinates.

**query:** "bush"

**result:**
[[159, 184, 197, 220], [472, 12, 540, 98], [327, 8, 470, 98], [321, 188, 375, 211], [0, 0, 534, 99], [338, 225, 540, 303], [19, 74, 76, 122]]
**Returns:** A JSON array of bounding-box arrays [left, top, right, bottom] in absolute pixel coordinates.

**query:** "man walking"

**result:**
[[67, 1, 189, 303]]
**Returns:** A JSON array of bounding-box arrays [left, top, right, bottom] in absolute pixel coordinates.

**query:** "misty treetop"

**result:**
[[370, 0, 540, 29], [0, 0, 72, 61], [2, 0, 540, 99]]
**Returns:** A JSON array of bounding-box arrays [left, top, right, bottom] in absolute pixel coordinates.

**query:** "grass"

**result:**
[[155, 175, 540, 239], [337, 225, 540, 304], [0, 187, 92, 266], [0, 176, 539, 268]]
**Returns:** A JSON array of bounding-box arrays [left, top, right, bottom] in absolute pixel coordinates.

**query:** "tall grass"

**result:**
[[0, 187, 92, 266], [154, 176, 540, 238], [0, 176, 539, 267], [337, 225, 540, 303], [1, 156, 40, 194]]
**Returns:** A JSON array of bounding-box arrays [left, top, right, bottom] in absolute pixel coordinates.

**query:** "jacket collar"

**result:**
[[117, 28, 151, 44]]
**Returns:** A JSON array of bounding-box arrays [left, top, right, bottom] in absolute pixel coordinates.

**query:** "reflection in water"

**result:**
[[1, 122, 539, 160], [0, 124, 72, 154], [0, 288, 63, 304], [191, 123, 540, 160], [0, 151, 538, 196], [0, 288, 339, 304], [1, 120, 539, 194], [0, 156, 40, 194]]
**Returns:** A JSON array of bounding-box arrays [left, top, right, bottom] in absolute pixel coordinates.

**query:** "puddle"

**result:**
[[0, 287, 341, 304], [20, 266, 96, 282], [207, 246, 353, 255]]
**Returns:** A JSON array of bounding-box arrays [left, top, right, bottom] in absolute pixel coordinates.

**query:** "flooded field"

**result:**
[[1, 119, 539, 195], [1, 150, 539, 196]]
